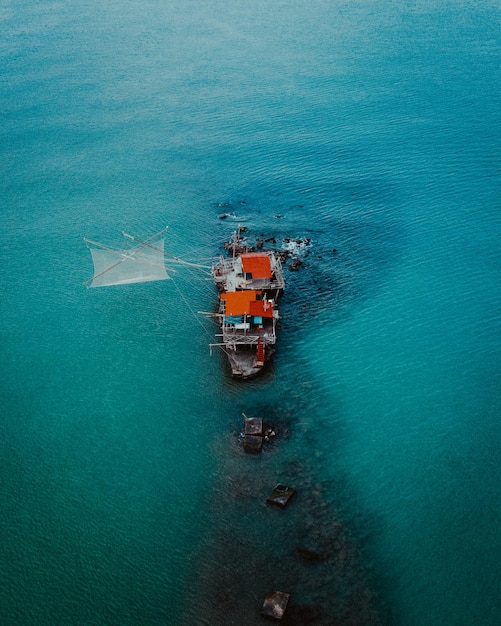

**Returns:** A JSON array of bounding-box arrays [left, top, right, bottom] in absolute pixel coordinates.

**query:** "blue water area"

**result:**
[[1, 1, 500, 625]]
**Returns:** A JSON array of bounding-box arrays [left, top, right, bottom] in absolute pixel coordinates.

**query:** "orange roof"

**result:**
[[221, 290, 260, 316], [240, 253, 272, 279]]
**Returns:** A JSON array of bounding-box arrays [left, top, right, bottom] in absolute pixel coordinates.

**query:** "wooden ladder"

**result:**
[[256, 338, 265, 365]]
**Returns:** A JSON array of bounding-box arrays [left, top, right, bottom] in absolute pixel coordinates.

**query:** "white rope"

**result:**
[[169, 272, 218, 342]]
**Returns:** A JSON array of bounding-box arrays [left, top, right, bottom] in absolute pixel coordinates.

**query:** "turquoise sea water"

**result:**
[[1, 1, 500, 624]]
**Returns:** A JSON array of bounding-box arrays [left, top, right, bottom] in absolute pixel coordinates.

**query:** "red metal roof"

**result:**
[[249, 299, 274, 318], [240, 253, 272, 279]]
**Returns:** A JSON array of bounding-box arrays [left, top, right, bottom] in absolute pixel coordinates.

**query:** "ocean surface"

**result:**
[[1, 1, 500, 624]]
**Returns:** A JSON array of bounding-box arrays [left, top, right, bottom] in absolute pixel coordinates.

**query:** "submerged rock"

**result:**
[[287, 603, 321, 624], [295, 548, 325, 562]]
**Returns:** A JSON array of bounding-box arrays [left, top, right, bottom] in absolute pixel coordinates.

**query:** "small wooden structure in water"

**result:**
[[266, 484, 296, 508], [261, 591, 290, 621], [243, 414, 264, 453]]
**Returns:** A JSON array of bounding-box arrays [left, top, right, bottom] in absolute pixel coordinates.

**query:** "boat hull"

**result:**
[[224, 344, 273, 379]]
